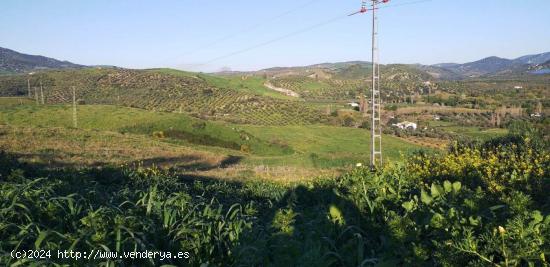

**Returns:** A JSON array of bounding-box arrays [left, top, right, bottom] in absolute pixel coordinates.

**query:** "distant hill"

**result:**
[[514, 52, 550, 65], [410, 64, 464, 80], [228, 52, 550, 80], [0, 68, 325, 125], [431, 52, 550, 78], [0, 47, 84, 74], [442, 56, 515, 77], [527, 59, 550, 75]]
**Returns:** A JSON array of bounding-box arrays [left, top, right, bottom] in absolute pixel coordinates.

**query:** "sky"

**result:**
[[1, 0, 549, 72]]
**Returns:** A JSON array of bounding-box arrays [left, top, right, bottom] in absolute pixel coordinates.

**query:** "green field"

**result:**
[[0, 99, 426, 179], [241, 124, 421, 167], [148, 68, 295, 100], [0, 68, 325, 125], [427, 120, 508, 140], [0, 96, 35, 105]]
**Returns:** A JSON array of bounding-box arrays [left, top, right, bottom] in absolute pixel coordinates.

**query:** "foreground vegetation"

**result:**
[[1, 127, 548, 266]]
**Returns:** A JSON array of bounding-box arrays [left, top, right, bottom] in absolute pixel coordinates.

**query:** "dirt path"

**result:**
[[264, 81, 300, 98]]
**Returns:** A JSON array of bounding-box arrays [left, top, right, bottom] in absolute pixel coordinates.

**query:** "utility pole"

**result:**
[[40, 82, 45, 105], [370, 0, 383, 170], [27, 78, 31, 98], [34, 87, 39, 104], [349, 0, 388, 170], [72, 86, 78, 128]]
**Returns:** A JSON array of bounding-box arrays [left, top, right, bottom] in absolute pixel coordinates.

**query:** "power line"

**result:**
[[349, 0, 432, 16], [378, 0, 432, 10], [176, 0, 322, 59], [200, 14, 349, 66], [192, 0, 434, 67]]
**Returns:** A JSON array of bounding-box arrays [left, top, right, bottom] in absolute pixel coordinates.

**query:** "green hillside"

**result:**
[[0, 68, 325, 125], [0, 104, 291, 156], [0, 100, 426, 175], [266, 63, 435, 101]]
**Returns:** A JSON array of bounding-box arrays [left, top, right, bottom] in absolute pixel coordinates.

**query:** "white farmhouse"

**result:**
[[347, 102, 360, 108]]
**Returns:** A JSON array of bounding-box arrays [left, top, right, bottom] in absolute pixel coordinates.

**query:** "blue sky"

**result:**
[[1, 0, 549, 72]]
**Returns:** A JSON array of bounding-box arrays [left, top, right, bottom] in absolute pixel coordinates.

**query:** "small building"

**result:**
[[392, 121, 417, 130], [347, 102, 360, 108], [514, 86, 523, 89], [530, 113, 542, 117]]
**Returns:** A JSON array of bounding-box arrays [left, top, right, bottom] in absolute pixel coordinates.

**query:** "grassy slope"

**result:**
[[0, 96, 34, 105], [0, 104, 290, 157], [427, 120, 508, 140], [0, 125, 225, 169], [240, 124, 423, 167], [201, 74, 297, 100], [146, 69, 292, 100], [0, 99, 427, 174]]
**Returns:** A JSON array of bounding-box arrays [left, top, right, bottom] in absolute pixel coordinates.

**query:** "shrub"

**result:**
[[240, 144, 251, 153], [152, 131, 165, 138], [1, 131, 548, 266]]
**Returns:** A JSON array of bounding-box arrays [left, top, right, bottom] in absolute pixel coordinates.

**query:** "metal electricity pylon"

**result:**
[[350, 0, 389, 170]]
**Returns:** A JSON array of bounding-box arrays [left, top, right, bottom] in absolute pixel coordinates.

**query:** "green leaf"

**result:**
[[489, 205, 505, 211], [402, 200, 414, 212], [431, 183, 444, 198], [443, 180, 452, 193], [532, 211, 543, 223], [430, 213, 445, 228], [468, 216, 479, 226], [329, 205, 345, 226], [35, 230, 49, 249], [421, 189, 433, 205], [452, 182, 462, 193]]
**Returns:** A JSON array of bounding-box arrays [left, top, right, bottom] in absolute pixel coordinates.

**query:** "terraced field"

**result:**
[[0, 69, 326, 125]]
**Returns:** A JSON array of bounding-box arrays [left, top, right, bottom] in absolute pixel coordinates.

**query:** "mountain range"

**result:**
[[0, 47, 83, 74], [256, 52, 550, 79], [0, 46, 549, 79], [431, 52, 550, 77]]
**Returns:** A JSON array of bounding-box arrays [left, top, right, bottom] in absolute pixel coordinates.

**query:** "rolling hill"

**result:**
[[237, 51, 550, 80], [0, 68, 326, 125], [0, 47, 84, 74], [430, 52, 550, 78]]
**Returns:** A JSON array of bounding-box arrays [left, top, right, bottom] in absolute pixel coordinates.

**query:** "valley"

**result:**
[[0, 44, 548, 266], [1, 50, 548, 181]]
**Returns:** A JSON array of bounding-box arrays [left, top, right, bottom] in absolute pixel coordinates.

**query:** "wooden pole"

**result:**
[[34, 87, 39, 104], [27, 78, 31, 98], [72, 86, 78, 128], [40, 82, 45, 104]]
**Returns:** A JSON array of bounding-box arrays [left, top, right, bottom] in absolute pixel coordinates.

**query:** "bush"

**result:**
[[152, 131, 165, 138], [1, 132, 548, 266], [240, 144, 251, 153], [384, 104, 398, 111]]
